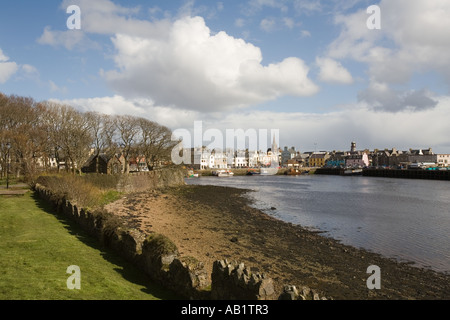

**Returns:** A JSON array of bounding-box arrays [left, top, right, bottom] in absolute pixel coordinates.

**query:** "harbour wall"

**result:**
[[315, 168, 450, 181], [362, 169, 450, 180]]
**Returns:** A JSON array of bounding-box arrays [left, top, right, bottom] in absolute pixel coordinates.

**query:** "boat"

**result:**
[[343, 168, 363, 176], [187, 170, 199, 178], [212, 170, 234, 177], [285, 168, 302, 175]]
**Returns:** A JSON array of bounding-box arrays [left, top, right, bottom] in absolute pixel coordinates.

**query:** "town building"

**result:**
[[437, 154, 450, 167], [346, 153, 369, 168], [309, 152, 330, 167], [281, 146, 297, 166], [395, 148, 437, 166], [81, 154, 123, 174]]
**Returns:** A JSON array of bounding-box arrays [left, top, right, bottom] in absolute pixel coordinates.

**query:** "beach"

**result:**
[[106, 184, 450, 300]]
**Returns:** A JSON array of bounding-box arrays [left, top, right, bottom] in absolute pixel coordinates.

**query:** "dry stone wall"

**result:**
[[211, 260, 275, 300]]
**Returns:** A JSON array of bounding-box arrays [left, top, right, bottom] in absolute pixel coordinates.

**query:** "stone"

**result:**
[[279, 285, 299, 300]]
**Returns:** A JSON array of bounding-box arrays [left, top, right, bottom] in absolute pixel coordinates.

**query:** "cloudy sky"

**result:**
[[1, 0, 450, 153]]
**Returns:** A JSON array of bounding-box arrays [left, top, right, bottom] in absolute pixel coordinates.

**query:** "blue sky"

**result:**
[[1, 0, 450, 153]]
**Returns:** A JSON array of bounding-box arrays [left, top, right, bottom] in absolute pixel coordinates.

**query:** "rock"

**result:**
[[279, 285, 299, 300], [230, 237, 239, 243], [211, 260, 276, 300]]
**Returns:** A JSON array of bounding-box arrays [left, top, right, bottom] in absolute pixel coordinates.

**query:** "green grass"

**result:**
[[0, 191, 178, 300], [98, 190, 124, 207]]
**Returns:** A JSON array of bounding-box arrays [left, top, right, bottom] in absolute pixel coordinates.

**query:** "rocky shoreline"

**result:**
[[106, 184, 450, 300]]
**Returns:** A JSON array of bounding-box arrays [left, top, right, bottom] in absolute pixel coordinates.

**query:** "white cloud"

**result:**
[[300, 30, 311, 38], [37, 0, 172, 49], [200, 96, 450, 153], [0, 49, 10, 62], [48, 80, 68, 94], [329, 0, 450, 85], [0, 49, 19, 84], [316, 57, 353, 84], [35, 1, 319, 112], [37, 26, 99, 51], [243, 0, 289, 15], [54, 95, 200, 129], [293, 0, 322, 15], [260, 18, 276, 32], [358, 81, 438, 113], [326, 0, 450, 112], [57, 94, 450, 154], [103, 16, 318, 112], [235, 18, 246, 28], [21, 64, 38, 75], [283, 17, 295, 29]]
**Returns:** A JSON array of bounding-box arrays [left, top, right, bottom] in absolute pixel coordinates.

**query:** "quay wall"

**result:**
[[314, 168, 344, 176], [314, 168, 450, 181], [362, 169, 450, 180]]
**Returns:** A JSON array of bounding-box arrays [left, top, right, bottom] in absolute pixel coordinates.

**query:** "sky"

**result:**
[[1, 0, 450, 153]]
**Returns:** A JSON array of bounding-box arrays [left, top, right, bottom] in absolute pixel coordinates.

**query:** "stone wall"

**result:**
[[116, 168, 186, 193], [33, 182, 329, 300], [211, 260, 275, 300]]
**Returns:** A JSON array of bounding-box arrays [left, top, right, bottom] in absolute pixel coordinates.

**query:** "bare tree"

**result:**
[[43, 102, 93, 174], [114, 115, 140, 174], [0, 92, 177, 177], [138, 118, 177, 170], [0, 94, 43, 178]]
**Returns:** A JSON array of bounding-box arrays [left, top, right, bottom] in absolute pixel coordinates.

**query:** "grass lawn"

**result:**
[[0, 190, 178, 300]]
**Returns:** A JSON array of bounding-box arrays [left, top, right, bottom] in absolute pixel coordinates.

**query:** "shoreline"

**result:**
[[106, 184, 450, 300]]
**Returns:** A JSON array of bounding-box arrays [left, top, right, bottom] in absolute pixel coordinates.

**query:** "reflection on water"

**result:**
[[186, 175, 450, 273]]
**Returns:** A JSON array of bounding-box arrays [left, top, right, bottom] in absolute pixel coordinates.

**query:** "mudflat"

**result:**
[[106, 184, 450, 300]]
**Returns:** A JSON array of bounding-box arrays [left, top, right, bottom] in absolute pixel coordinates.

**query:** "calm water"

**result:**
[[186, 175, 450, 273]]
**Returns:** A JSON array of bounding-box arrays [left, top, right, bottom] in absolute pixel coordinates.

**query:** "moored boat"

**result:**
[[343, 168, 363, 176]]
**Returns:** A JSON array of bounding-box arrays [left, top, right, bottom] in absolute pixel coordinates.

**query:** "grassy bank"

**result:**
[[0, 191, 176, 300]]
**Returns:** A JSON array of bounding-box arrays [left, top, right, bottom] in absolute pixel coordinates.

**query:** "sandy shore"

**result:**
[[106, 184, 450, 300]]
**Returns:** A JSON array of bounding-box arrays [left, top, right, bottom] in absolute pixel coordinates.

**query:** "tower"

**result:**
[[272, 135, 278, 154], [351, 141, 356, 153]]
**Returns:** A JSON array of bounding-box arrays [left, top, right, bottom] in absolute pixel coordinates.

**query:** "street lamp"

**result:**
[[6, 142, 10, 189]]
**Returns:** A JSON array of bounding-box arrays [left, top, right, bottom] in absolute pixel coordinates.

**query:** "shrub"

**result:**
[[36, 174, 103, 210]]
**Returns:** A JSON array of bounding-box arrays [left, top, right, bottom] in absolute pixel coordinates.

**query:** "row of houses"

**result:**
[[187, 142, 450, 170], [284, 142, 450, 169], [188, 147, 280, 170]]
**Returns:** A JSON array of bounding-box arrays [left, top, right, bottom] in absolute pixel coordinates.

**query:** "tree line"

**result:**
[[0, 92, 178, 179]]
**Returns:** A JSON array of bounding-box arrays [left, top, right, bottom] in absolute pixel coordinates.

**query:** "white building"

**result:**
[[233, 152, 248, 168], [248, 150, 260, 168], [437, 154, 450, 167]]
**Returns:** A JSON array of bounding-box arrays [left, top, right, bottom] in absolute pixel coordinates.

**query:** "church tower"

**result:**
[[272, 135, 278, 154]]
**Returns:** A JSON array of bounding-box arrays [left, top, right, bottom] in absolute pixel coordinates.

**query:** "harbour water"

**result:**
[[186, 174, 450, 273]]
